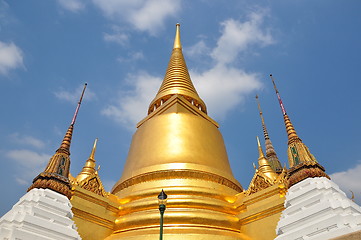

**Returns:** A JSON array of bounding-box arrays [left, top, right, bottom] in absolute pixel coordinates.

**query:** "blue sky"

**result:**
[[1, 0, 361, 215]]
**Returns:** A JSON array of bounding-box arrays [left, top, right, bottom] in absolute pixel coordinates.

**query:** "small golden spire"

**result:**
[[257, 136, 265, 159], [76, 138, 98, 182], [256, 136, 277, 181], [255, 95, 282, 173], [89, 137, 98, 160], [148, 24, 206, 114], [28, 83, 87, 199], [270, 75, 329, 187]]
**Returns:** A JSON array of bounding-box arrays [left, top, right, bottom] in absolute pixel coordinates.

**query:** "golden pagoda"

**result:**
[[108, 23, 244, 240], [69, 24, 287, 240], [3, 23, 361, 240]]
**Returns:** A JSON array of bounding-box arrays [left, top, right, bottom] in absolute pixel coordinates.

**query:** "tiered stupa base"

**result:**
[[0, 188, 81, 240], [107, 176, 248, 240], [275, 177, 361, 240]]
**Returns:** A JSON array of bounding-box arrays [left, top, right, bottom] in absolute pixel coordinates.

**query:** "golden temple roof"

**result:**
[[148, 24, 206, 114]]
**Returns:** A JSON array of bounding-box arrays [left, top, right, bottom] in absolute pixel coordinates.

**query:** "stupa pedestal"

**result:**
[[275, 177, 361, 240], [0, 188, 81, 240]]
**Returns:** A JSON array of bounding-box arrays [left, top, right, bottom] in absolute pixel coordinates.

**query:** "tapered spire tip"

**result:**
[[256, 136, 264, 159], [174, 23, 182, 49], [256, 136, 261, 147], [270, 74, 286, 115], [71, 83, 87, 125], [89, 138, 98, 160]]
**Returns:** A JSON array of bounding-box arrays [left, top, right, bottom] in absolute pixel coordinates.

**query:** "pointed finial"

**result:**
[[256, 136, 265, 159], [71, 83, 87, 125], [256, 136, 277, 181], [89, 138, 98, 160], [270, 74, 286, 115], [255, 95, 269, 139], [174, 23, 182, 49]]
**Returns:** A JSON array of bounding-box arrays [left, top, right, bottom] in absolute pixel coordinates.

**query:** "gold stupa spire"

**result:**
[[28, 83, 87, 198], [255, 95, 282, 173], [256, 136, 278, 181], [148, 23, 207, 114], [89, 137, 97, 160], [73, 138, 107, 197], [270, 74, 329, 187], [76, 138, 98, 182], [173, 23, 182, 49]]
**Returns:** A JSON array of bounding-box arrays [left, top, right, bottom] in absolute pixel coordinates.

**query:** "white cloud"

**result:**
[[188, 11, 273, 119], [0, 41, 24, 75], [7, 149, 51, 185], [92, 0, 181, 35], [57, 0, 85, 12], [102, 72, 161, 127], [330, 161, 361, 205], [117, 51, 144, 63], [184, 40, 209, 59], [7, 149, 50, 168], [191, 66, 261, 119], [212, 11, 274, 65], [103, 26, 129, 45], [10, 133, 46, 149], [104, 32, 128, 45], [54, 84, 96, 103]]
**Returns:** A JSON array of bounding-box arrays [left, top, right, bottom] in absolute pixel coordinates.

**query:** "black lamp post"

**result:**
[[158, 189, 167, 240]]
